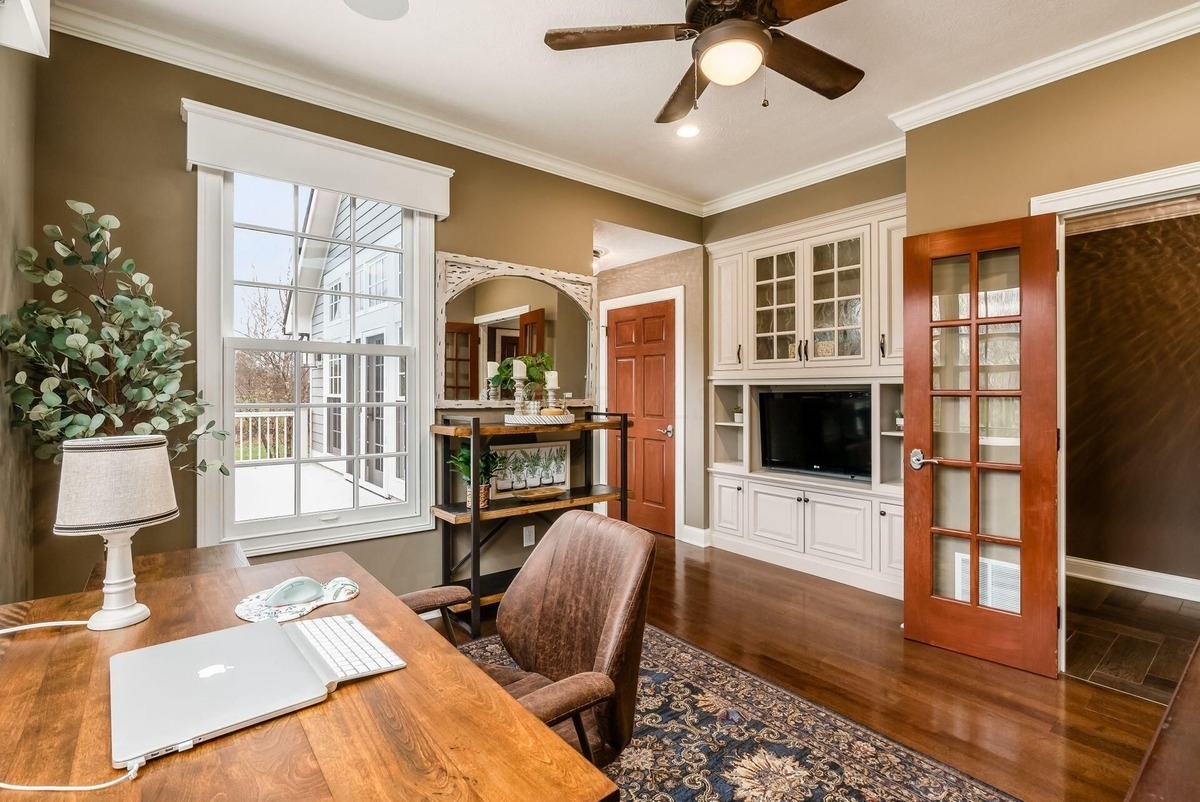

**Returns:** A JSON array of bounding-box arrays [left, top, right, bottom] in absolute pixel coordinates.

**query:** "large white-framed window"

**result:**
[[187, 100, 451, 554]]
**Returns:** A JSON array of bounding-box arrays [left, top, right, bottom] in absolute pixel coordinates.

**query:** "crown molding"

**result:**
[[891, 3, 1200, 132], [49, 3, 706, 216], [700, 138, 905, 216]]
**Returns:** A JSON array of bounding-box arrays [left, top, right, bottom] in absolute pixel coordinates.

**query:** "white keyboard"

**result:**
[[291, 614, 406, 681]]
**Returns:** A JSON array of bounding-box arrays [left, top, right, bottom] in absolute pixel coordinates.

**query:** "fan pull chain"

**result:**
[[693, 53, 700, 111], [762, 73, 770, 108]]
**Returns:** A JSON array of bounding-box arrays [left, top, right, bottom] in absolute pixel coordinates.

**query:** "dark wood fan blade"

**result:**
[[761, 0, 850, 25], [545, 24, 695, 51], [655, 62, 711, 124], [765, 30, 864, 99]]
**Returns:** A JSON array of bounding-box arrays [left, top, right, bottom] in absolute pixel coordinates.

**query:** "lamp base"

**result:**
[[88, 602, 150, 631]]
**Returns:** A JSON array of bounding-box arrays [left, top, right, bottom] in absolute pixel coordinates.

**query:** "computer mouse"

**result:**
[[263, 576, 324, 607]]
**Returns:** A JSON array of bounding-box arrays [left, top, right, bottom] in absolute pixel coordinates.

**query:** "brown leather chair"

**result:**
[[398, 584, 471, 645], [478, 510, 655, 766]]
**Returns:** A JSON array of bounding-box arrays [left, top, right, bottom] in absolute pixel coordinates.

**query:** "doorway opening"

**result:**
[[1061, 197, 1200, 702]]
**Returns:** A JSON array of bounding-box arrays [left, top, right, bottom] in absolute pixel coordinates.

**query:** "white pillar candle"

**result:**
[[486, 361, 499, 378], [545, 370, 559, 389], [512, 359, 527, 380]]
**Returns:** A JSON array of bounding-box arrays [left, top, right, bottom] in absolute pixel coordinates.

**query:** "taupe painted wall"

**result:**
[[702, 159, 905, 243], [598, 247, 707, 529], [0, 48, 35, 603], [31, 33, 701, 597], [906, 34, 1200, 235], [1065, 216, 1200, 580]]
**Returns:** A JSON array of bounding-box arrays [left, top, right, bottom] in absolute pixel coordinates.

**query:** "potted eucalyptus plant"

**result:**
[[489, 352, 554, 396], [448, 444, 508, 508], [1, 201, 226, 471]]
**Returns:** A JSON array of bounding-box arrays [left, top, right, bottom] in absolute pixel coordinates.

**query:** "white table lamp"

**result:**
[[54, 434, 179, 631]]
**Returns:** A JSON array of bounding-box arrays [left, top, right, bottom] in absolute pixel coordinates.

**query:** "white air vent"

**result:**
[[954, 552, 1020, 613]]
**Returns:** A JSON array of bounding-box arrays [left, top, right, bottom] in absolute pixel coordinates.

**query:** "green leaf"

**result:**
[[212, 431, 227, 441], [63, 424, 85, 437], [132, 273, 149, 287], [65, 333, 88, 350], [133, 422, 153, 435], [120, 259, 136, 274], [89, 413, 106, 431], [16, 246, 38, 263], [42, 390, 62, 407], [53, 241, 73, 258], [43, 270, 64, 287], [88, 361, 110, 376], [13, 371, 26, 385], [51, 289, 69, 303], [43, 224, 63, 239], [66, 200, 95, 215], [34, 443, 58, 460], [108, 246, 122, 261], [150, 416, 169, 431], [97, 214, 121, 230], [39, 377, 60, 393]]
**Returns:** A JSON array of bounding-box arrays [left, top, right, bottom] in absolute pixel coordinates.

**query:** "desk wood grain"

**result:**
[[84, 543, 250, 591], [0, 552, 617, 801]]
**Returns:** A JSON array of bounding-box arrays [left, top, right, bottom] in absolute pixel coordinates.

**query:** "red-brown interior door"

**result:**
[[903, 214, 1059, 677], [518, 308, 545, 355], [444, 322, 478, 400], [607, 300, 675, 536]]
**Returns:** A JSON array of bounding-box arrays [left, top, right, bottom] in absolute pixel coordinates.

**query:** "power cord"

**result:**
[[0, 620, 147, 791]]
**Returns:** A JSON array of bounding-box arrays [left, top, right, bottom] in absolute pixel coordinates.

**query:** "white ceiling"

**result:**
[[55, 0, 1199, 214]]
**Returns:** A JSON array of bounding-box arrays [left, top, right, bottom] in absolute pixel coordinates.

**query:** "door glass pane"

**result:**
[[777, 280, 795, 305], [932, 326, 970, 390], [837, 329, 861, 357], [756, 284, 774, 307], [980, 469, 1020, 539], [932, 465, 970, 531], [980, 397, 1020, 464], [979, 323, 1020, 389], [813, 272, 835, 300], [838, 299, 862, 327], [756, 337, 774, 360], [776, 251, 796, 278], [932, 255, 970, 321], [837, 238, 861, 267], [838, 268, 861, 296], [978, 248, 1020, 318], [813, 302, 835, 329], [756, 310, 773, 335], [777, 307, 795, 333], [933, 397, 970, 460], [776, 334, 796, 359], [756, 257, 773, 282], [979, 541, 1021, 613], [812, 330, 835, 358], [813, 243, 834, 272], [933, 534, 971, 602]]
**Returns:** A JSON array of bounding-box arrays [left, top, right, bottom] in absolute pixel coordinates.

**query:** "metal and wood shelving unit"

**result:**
[[430, 412, 628, 636]]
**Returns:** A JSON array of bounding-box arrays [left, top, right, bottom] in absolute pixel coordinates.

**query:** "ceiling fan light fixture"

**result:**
[[694, 20, 771, 87], [343, 0, 410, 21], [677, 124, 700, 138]]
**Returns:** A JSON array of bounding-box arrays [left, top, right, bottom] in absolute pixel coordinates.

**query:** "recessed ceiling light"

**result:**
[[677, 124, 700, 139], [344, 0, 410, 21]]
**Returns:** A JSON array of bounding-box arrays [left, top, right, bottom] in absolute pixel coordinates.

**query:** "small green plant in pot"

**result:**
[[448, 445, 509, 508], [489, 352, 554, 396], [0, 201, 226, 471]]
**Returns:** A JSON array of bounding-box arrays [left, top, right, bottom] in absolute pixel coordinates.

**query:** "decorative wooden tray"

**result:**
[[504, 413, 575, 425], [511, 487, 567, 501]]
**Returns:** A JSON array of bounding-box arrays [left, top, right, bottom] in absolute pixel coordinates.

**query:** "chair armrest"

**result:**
[[398, 585, 472, 615], [518, 672, 615, 727]]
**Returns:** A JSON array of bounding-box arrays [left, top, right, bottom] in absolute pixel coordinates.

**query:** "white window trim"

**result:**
[[193, 156, 438, 554]]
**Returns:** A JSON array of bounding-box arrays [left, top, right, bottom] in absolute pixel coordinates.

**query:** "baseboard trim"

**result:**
[[1066, 557, 1200, 604], [712, 533, 903, 600], [678, 526, 712, 548]]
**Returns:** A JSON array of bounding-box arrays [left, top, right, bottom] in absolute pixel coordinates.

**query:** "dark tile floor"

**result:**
[[1065, 576, 1200, 704]]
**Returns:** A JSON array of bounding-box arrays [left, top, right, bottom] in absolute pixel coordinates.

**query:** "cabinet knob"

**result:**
[[796, 497, 803, 502], [736, 485, 743, 492], [880, 509, 886, 517]]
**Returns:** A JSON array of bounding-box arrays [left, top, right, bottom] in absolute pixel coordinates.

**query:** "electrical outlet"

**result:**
[[523, 525, 536, 547]]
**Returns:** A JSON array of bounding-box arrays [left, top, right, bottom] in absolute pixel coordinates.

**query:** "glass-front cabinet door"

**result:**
[[749, 247, 801, 365], [804, 226, 871, 368]]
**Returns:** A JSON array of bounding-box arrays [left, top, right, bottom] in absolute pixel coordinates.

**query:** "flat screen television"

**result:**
[[758, 388, 872, 481]]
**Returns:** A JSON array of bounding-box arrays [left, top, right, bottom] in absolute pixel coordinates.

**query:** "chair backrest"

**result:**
[[496, 510, 656, 755]]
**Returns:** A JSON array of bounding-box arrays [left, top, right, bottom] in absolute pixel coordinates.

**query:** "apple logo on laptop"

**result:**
[[197, 664, 233, 679]]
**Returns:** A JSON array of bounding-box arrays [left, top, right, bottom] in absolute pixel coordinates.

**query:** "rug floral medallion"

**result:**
[[462, 626, 1017, 802]]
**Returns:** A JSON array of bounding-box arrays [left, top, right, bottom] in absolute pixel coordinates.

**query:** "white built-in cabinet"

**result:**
[[705, 195, 907, 600]]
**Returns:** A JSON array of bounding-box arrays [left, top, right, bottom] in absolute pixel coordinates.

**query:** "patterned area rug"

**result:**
[[462, 626, 1016, 802]]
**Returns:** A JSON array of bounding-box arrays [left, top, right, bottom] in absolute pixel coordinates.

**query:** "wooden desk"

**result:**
[[84, 543, 250, 591], [0, 552, 618, 801]]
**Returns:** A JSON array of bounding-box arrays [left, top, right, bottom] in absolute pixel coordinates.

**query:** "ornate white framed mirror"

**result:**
[[435, 252, 598, 407]]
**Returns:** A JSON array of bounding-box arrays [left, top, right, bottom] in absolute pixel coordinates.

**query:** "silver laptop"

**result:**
[[109, 614, 405, 769]]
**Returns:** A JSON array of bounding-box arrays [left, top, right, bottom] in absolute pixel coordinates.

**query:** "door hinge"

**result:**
[[1056, 428, 1061, 452], [1056, 249, 1061, 271], [1057, 605, 1062, 630]]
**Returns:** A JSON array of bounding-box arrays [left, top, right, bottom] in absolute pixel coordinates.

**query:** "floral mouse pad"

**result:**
[[235, 577, 361, 623]]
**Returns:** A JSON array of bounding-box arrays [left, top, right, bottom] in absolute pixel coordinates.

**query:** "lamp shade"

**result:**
[[54, 435, 179, 536], [694, 20, 772, 87]]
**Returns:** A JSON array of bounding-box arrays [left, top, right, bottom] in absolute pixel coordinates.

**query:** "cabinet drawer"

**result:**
[[804, 490, 870, 567]]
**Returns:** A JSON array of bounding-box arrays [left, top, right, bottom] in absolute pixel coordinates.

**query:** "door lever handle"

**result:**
[[909, 448, 943, 471], [656, 424, 674, 438]]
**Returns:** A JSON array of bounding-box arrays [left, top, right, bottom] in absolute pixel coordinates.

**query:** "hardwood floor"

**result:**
[[643, 535, 1164, 802], [1065, 576, 1200, 704]]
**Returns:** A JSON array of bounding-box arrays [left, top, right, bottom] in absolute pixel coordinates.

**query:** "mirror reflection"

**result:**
[[444, 277, 590, 401]]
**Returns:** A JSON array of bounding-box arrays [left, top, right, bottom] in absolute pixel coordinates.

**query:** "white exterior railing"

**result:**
[[235, 410, 295, 462]]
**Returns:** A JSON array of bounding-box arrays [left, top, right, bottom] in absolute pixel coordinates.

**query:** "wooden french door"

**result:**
[[518, 308, 545, 355], [607, 299, 675, 536], [903, 214, 1059, 677], [444, 322, 478, 400]]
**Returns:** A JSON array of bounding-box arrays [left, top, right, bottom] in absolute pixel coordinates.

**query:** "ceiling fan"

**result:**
[[545, 0, 864, 124]]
